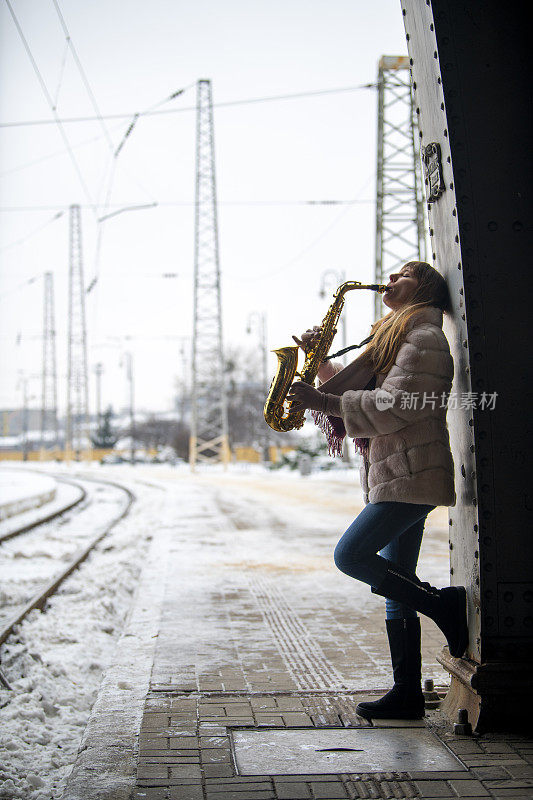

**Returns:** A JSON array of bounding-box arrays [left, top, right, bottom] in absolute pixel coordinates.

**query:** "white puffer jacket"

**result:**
[[339, 306, 456, 507]]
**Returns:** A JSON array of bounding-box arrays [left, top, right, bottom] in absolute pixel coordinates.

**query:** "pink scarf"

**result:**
[[311, 353, 375, 458]]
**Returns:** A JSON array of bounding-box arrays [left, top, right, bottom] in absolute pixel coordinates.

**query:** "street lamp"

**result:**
[[319, 269, 347, 365], [246, 311, 269, 462], [121, 352, 135, 465], [93, 362, 104, 426]]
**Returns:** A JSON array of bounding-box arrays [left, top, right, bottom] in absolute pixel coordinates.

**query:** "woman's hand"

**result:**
[[286, 380, 325, 413], [292, 326, 322, 353]]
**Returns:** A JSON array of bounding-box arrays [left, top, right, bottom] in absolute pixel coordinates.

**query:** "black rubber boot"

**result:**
[[356, 618, 425, 721], [371, 565, 468, 658]]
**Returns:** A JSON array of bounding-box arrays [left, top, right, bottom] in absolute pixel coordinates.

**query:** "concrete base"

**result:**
[[438, 648, 533, 734]]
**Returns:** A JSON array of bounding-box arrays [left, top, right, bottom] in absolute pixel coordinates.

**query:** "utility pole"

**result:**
[[94, 362, 104, 425], [246, 311, 269, 461], [20, 374, 29, 462], [374, 55, 426, 320], [190, 79, 229, 469], [124, 352, 135, 464], [65, 204, 90, 461], [41, 271, 59, 456]]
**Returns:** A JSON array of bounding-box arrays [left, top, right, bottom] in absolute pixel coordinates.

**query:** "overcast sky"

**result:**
[[0, 0, 408, 416]]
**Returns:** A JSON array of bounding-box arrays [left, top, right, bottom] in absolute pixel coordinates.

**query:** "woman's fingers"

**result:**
[[293, 326, 323, 352]]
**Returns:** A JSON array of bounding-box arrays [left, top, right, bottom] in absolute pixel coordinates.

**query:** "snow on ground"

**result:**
[[0, 469, 152, 800], [0, 479, 128, 632], [0, 462, 451, 799], [0, 471, 56, 508], [0, 480, 82, 543], [0, 471, 57, 523]]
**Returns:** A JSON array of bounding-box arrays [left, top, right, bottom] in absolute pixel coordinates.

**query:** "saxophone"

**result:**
[[264, 281, 386, 432]]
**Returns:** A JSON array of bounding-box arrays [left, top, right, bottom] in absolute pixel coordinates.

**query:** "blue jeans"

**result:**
[[333, 501, 435, 619]]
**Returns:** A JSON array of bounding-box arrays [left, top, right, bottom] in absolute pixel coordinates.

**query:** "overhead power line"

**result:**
[[51, 0, 115, 151], [3, 0, 94, 206], [0, 83, 377, 129], [0, 199, 373, 212]]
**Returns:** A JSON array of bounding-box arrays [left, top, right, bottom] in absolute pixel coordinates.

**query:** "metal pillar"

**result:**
[[41, 271, 58, 454], [374, 55, 426, 320], [65, 204, 89, 460], [124, 352, 135, 465], [402, 0, 532, 732], [246, 311, 269, 461], [93, 362, 104, 425], [190, 79, 229, 469]]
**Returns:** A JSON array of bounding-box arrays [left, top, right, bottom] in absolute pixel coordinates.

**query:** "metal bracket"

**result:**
[[423, 142, 445, 202]]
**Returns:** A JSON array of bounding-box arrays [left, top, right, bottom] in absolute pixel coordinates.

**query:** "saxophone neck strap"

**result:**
[[323, 333, 374, 362]]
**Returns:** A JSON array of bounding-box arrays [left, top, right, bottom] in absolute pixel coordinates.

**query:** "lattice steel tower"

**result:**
[[65, 204, 89, 459], [190, 79, 229, 468], [374, 55, 426, 319], [41, 271, 58, 453]]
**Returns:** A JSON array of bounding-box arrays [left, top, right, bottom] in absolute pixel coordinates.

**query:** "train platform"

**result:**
[[61, 470, 533, 800]]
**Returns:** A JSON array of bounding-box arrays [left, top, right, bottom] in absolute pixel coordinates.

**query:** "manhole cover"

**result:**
[[232, 728, 466, 775]]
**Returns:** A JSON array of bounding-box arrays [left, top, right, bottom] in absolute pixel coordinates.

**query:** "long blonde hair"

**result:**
[[364, 261, 450, 375]]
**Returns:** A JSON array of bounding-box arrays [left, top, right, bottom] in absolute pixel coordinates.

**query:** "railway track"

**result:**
[[0, 472, 135, 651]]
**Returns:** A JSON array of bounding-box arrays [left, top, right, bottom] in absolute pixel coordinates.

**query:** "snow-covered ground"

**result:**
[[0, 462, 450, 800], [0, 471, 56, 508], [0, 471, 57, 523], [0, 467, 153, 800], [0, 477, 129, 632], [0, 480, 83, 543]]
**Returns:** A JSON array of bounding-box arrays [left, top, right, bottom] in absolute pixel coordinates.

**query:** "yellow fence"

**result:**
[[0, 446, 293, 464]]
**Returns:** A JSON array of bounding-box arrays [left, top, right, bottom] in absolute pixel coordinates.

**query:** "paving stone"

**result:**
[[141, 713, 172, 729], [480, 743, 517, 754], [254, 713, 286, 725], [205, 792, 275, 800], [275, 698, 306, 711], [168, 788, 204, 800], [251, 697, 278, 709], [203, 763, 235, 778], [168, 702, 197, 712], [504, 765, 533, 779], [461, 758, 526, 768], [137, 765, 169, 780], [413, 780, 452, 797], [170, 738, 201, 749], [204, 778, 272, 785], [275, 776, 341, 782], [470, 767, 511, 781], [145, 698, 172, 710], [484, 779, 533, 790], [200, 748, 232, 763], [133, 790, 167, 800], [205, 783, 272, 793], [408, 772, 474, 780], [282, 712, 313, 726], [275, 782, 312, 799], [200, 736, 230, 748], [309, 781, 348, 798], [487, 794, 533, 799], [168, 765, 203, 778], [171, 713, 198, 723], [138, 755, 200, 764], [447, 778, 490, 796], [139, 737, 171, 751], [445, 743, 484, 754]]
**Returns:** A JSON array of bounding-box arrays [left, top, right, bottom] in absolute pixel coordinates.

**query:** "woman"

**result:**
[[287, 261, 468, 721]]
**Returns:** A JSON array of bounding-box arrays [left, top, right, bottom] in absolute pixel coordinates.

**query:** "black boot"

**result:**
[[356, 618, 425, 721], [371, 565, 468, 658]]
